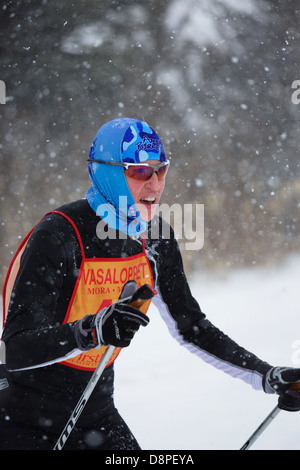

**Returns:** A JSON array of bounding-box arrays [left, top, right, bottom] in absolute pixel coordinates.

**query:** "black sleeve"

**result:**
[[155, 225, 272, 390], [2, 218, 80, 371]]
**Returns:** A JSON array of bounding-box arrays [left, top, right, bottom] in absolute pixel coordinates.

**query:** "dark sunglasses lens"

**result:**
[[125, 166, 154, 181], [157, 164, 169, 179], [125, 163, 169, 181]]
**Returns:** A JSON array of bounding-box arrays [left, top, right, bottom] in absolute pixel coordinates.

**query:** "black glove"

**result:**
[[74, 281, 150, 350], [263, 367, 300, 411]]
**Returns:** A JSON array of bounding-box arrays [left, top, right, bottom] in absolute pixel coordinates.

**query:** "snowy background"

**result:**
[[2, 255, 300, 450], [1, 0, 300, 280], [114, 255, 300, 450]]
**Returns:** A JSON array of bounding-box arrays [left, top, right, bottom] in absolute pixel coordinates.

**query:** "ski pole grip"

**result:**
[[289, 382, 300, 391], [129, 284, 157, 309]]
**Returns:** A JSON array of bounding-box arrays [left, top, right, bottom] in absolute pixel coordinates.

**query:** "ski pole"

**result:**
[[240, 405, 280, 450], [240, 381, 300, 450], [53, 344, 115, 450], [53, 283, 156, 450]]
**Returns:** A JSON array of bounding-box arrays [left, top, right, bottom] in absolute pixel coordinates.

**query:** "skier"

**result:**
[[1, 117, 300, 450]]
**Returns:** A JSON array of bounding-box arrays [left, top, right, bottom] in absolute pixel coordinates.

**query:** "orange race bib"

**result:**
[[2, 210, 153, 371], [60, 252, 153, 371]]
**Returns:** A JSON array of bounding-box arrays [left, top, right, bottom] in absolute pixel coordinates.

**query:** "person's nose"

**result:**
[[145, 172, 161, 190]]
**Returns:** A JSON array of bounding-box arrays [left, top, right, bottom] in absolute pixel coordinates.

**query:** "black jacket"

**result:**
[[0, 199, 271, 432]]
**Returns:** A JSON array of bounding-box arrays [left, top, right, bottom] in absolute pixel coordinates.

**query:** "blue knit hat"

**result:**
[[86, 118, 166, 236]]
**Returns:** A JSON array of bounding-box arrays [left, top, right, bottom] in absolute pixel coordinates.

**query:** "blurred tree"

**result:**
[[0, 0, 300, 291]]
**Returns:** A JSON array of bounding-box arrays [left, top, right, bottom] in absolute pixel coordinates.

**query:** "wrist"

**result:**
[[74, 314, 102, 351], [90, 308, 108, 346], [263, 369, 277, 394]]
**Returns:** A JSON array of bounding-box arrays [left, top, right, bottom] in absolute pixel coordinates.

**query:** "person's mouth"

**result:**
[[140, 197, 156, 206], [136, 196, 159, 221]]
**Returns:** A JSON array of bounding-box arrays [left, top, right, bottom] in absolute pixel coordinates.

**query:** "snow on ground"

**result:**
[[114, 255, 300, 450], [1, 254, 300, 450]]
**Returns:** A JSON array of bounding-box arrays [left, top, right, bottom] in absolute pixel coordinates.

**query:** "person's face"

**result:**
[[125, 160, 166, 222]]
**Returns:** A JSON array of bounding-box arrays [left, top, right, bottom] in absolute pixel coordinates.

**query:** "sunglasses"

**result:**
[[87, 159, 170, 181]]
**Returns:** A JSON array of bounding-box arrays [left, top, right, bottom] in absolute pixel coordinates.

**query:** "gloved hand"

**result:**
[[263, 367, 300, 411], [74, 281, 150, 350]]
